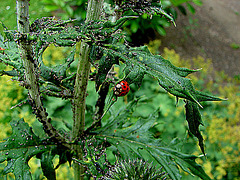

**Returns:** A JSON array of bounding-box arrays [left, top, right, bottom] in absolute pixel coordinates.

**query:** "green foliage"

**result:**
[[185, 100, 205, 155], [40, 0, 200, 41], [99, 44, 222, 155], [94, 98, 211, 180], [159, 47, 240, 179], [0, 1, 222, 179], [0, 118, 73, 180], [0, 34, 24, 79], [41, 0, 87, 20], [122, 0, 202, 41], [230, 42, 240, 49], [0, 119, 52, 179]]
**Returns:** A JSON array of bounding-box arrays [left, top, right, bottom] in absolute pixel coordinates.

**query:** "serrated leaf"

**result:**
[[93, 99, 211, 180], [0, 35, 23, 75], [185, 100, 205, 155], [121, 1, 175, 26], [32, 16, 136, 48], [195, 90, 224, 102], [1, 21, 15, 41], [102, 44, 220, 108], [0, 70, 19, 77], [0, 119, 57, 179]]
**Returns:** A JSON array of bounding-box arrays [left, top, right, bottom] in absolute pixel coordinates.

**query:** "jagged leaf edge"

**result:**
[[96, 131, 210, 180], [101, 44, 223, 105], [0, 34, 23, 74], [93, 99, 210, 180], [102, 45, 200, 104], [185, 100, 205, 156], [0, 119, 58, 179]]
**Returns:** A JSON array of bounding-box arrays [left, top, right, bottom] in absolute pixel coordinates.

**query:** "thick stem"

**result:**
[[72, 43, 90, 138], [72, 0, 104, 179], [16, 0, 67, 146]]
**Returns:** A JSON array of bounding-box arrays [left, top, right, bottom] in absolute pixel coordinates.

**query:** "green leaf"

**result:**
[[93, 98, 211, 180], [130, 21, 139, 33], [39, 150, 56, 180], [186, 3, 196, 14], [95, 49, 118, 91], [0, 119, 57, 179], [155, 25, 167, 36], [44, 5, 59, 12], [192, 0, 203, 6], [230, 42, 240, 49], [0, 22, 15, 41], [195, 90, 224, 102], [95, 44, 223, 176], [178, 5, 187, 15], [0, 35, 23, 76], [33, 16, 137, 47], [185, 100, 205, 155], [125, 65, 144, 87], [102, 44, 220, 108], [170, 0, 191, 6], [120, 1, 176, 26]]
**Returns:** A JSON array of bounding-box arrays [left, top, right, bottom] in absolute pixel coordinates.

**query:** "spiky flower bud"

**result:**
[[107, 159, 169, 180]]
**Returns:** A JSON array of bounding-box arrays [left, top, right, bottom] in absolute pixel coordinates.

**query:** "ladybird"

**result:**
[[113, 80, 130, 97]]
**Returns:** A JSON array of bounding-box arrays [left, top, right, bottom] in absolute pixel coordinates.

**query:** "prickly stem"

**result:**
[[16, 0, 68, 147], [72, 0, 104, 179]]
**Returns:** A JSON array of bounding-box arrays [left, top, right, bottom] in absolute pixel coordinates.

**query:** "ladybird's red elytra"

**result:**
[[113, 80, 130, 97]]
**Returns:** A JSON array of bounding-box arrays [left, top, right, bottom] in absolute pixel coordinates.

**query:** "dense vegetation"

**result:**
[[0, 0, 239, 180]]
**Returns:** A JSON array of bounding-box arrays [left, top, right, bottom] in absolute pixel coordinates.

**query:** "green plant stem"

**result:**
[[72, 0, 104, 179], [16, 0, 67, 146]]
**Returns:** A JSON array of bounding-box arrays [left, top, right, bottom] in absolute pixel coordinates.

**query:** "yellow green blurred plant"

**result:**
[[28, 156, 74, 180], [42, 44, 73, 67], [0, 67, 34, 138]]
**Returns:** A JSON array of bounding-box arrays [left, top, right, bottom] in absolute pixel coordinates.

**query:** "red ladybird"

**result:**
[[113, 80, 130, 97]]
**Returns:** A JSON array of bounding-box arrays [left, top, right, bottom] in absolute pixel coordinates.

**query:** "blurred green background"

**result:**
[[0, 0, 239, 179]]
